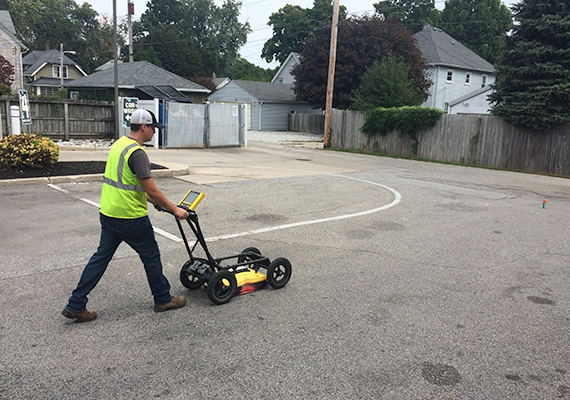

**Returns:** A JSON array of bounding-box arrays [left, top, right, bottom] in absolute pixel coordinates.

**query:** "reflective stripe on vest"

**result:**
[[103, 142, 145, 192]]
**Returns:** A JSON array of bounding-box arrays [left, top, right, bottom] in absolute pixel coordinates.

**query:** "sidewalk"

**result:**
[[0, 132, 325, 187]]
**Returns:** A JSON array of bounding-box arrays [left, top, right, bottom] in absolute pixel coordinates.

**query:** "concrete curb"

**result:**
[[0, 162, 189, 187], [57, 146, 112, 152]]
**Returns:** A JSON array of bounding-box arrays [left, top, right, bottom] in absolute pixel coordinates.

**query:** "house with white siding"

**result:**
[[0, 11, 26, 93], [413, 26, 496, 114]]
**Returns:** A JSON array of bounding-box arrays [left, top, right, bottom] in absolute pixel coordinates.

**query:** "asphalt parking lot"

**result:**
[[1, 140, 569, 399]]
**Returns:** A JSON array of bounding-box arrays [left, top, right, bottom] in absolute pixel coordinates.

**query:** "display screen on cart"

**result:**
[[178, 190, 204, 211]]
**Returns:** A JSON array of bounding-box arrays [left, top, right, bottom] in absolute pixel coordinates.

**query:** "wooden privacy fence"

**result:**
[[0, 96, 114, 140], [328, 110, 570, 177], [288, 112, 325, 134]]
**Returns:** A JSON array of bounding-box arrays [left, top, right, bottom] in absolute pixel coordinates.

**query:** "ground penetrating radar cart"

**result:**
[[158, 190, 292, 305]]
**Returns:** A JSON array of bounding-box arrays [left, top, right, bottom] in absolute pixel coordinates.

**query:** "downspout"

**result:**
[[431, 65, 439, 108], [258, 101, 262, 131]]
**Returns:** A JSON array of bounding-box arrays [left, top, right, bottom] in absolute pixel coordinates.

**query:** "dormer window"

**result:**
[[53, 65, 68, 79]]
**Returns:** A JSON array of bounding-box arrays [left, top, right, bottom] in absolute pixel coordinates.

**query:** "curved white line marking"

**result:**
[[47, 166, 402, 243], [204, 172, 401, 242]]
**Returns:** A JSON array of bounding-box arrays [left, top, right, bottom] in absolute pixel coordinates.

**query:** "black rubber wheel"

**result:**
[[180, 260, 207, 290], [207, 270, 237, 305], [237, 247, 262, 264], [267, 258, 292, 289]]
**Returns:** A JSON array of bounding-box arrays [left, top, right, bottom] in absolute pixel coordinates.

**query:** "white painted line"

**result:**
[[48, 166, 401, 244], [80, 198, 100, 208], [153, 227, 183, 243], [47, 183, 185, 242], [47, 183, 68, 193], [205, 178, 401, 242]]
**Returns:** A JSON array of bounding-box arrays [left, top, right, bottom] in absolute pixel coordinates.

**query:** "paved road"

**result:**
[[1, 140, 569, 399]]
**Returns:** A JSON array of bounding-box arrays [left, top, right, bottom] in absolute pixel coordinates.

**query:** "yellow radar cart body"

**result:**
[[158, 190, 292, 305]]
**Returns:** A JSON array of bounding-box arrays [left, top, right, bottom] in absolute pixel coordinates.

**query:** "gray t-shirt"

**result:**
[[127, 149, 152, 180]]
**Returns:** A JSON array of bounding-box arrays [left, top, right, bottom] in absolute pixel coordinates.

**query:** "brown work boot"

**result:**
[[62, 308, 97, 322], [154, 295, 186, 312]]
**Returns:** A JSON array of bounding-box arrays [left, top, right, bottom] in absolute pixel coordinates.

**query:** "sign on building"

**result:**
[[122, 97, 138, 127]]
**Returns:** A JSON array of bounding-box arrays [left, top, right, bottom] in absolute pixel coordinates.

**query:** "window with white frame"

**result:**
[[53, 65, 68, 79], [446, 70, 454, 83], [482, 75, 487, 88], [465, 72, 471, 85]]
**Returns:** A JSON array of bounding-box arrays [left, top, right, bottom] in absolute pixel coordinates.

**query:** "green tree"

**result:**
[[8, 0, 117, 74], [374, 0, 440, 33], [133, 46, 162, 67], [489, 0, 570, 131], [136, 0, 250, 77], [439, 0, 512, 64], [227, 57, 277, 82], [0, 55, 14, 86], [262, 0, 347, 64], [351, 57, 424, 111], [293, 15, 431, 110]]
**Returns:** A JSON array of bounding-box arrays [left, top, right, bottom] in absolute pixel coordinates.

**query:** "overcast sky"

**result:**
[[88, 0, 519, 70]]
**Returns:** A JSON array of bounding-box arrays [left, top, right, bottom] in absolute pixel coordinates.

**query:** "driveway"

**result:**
[[0, 140, 569, 399]]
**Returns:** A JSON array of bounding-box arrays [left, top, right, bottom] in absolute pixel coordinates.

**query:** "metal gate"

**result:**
[[207, 103, 240, 147], [164, 102, 244, 148], [164, 102, 206, 148]]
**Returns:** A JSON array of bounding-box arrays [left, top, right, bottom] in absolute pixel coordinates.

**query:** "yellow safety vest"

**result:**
[[100, 136, 148, 219]]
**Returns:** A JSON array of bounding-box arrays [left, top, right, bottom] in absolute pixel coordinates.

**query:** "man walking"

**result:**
[[62, 109, 188, 322]]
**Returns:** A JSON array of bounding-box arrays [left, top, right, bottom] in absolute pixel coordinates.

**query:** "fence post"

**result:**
[[239, 104, 247, 147], [5, 100, 11, 135], [64, 102, 70, 140]]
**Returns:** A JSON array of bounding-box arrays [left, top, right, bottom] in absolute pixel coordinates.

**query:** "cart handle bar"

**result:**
[[154, 204, 193, 218]]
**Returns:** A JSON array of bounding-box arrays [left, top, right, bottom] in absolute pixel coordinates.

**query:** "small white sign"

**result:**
[[123, 98, 138, 127], [19, 89, 32, 125]]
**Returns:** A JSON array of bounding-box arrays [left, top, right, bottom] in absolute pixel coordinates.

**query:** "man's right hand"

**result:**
[[174, 207, 189, 220]]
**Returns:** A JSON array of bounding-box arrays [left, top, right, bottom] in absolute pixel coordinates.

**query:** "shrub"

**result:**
[[0, 83, 11, 96], [0, 134, 59, 170], [361, 106, 443, 138], [361, 106, 444, 155]]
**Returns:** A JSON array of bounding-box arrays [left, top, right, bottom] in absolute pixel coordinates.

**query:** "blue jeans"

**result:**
[[66, 214, 172, 312]]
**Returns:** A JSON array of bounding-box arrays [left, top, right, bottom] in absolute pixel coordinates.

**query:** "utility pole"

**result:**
[[60, 43, 64, 87], [128, 0, 134, 62], [113, 0, 120, 138], [323, 0, 340, 148], [59, 44, 76, 87]]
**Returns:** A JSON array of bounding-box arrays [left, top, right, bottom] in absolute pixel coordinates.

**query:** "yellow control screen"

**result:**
[[178, 190, 204, 211]]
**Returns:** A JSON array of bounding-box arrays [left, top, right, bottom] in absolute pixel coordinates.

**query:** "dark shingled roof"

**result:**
[[413, 26, 494, 73], [232, 80, 296, 102], [23, 49, 80, 75], [66, 61, 209, 92]]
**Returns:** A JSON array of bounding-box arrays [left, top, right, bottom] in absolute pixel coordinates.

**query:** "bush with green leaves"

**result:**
[[361, 106, 443, 138], [0, 134, 59, 170], [0, 83, 11, 96]]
